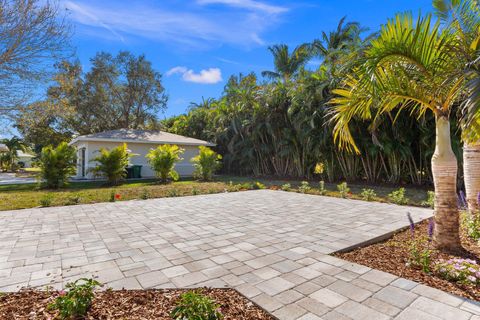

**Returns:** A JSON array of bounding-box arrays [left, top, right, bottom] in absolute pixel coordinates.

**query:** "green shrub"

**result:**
[[90, 143, 133, 185], [252, 181, 266, 190], [406, 237, 432, 273], [39, 142, 77, 189], [298, 181, 311, 193], [140, 189, 150, 200], [146, 145, 184, 182], [388, 187, 409, 205], [171, 291, 223, 320], [167, 188, 179, 197], [463, 211, 480, 241], [191, 187, 200, 195], [49, 278, 100, 319], [421, 191, 435, 208], [360, 188, 376, 201], [191, 146, 222, 181], [66, 193, 81, 205], [39, 193, 54, 207], [337, 182, 350, 198], [226, 181, 241, 192], [281, 183, 291, 191], [318, 181, 327, 195]]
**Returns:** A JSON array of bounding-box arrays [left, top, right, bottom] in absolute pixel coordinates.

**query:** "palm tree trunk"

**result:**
[[463, 143, 480, 212], [432, 116, 461, 252]]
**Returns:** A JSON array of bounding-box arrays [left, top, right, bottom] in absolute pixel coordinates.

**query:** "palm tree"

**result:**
[[0, 137, 29, 172], [330, 13, 465, 251], [434, 0, 480, 211], [261, 44, 310, 83]]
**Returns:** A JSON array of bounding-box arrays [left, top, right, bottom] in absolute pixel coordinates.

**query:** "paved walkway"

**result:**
[[0, 190, 478, 319], [0, 172, 36, 185]]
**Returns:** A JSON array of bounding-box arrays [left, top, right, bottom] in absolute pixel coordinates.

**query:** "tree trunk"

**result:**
[[432, 116, 461, 252], [463, 143, 480, 212]]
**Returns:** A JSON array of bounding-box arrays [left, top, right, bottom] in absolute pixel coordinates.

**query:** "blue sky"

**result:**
[[62, 0, 431, 119]]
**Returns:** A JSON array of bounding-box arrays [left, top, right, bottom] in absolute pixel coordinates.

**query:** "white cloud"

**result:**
[[167, 66, 223, 84], [196, 0, 288, 14], [61, 0, 288, 48]]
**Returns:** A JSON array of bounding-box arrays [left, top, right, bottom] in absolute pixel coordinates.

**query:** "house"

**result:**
[[69, 129, 215, 180], [0, 144, 7, 152], [16, 150, 35, 168]]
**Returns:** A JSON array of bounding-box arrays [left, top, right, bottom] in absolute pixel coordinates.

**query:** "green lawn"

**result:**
[[0, 176, 433, 211]]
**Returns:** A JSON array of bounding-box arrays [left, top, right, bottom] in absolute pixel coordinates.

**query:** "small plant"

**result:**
[[435, 258, 480, 286], [388, 187, 409, 205], [167, 188, 179, 197], [226, 181, 241, 192], [171, 290, 223, 320], [39, 142, 77, 189], [140, 189, 150, 200], [337, 182, 350, 198], [48, 278, 100, 319], [421, 191, 435, 208], [191, 187, 200, 195], [66, 194, 81, 205], [314, 162, 324, 175], [318, 180, 327, 195], [191, 146, 222, 181], [39, 193, 54, 207], [146, 144, 184, 183], [360, 188, 376, 201], [281, 183, 291, 191], [298, 181, 311, 193], [406, 237, 433, 273], [252, 181, 266, 190], [89, 143, 134, 185], [109, 191, 120, 202], [463, 211, 480, 241]]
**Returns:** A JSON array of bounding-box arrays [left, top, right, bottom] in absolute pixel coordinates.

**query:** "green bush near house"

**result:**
[[191, 146, 222, 181], [388, 187, 409, 205], [89, 143, 133, 186], [146, 145, 184, 183], [337, 182, 350, 198], [38, 142, 77, 189], [171, 291, 223, 320]]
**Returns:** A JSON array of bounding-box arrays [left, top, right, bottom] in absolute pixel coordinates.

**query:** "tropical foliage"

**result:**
[[191, 146, 222, 181], [146, 145, 184, 182], [0, 137, 29, 171], [89, 143, 133, 185], [38, 142, 76, 189]]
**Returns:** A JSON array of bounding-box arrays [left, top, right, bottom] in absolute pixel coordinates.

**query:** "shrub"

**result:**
[[252, 181, 266, 190], [90, 143, 133, 185], [281, 183, 291, 191], [226, 181, 241, 192], [388, 187, 409, 205], [49, 278, 100, 319], [421, 191, 435, 208], [140, 189, 150, 200], [66, 194, 81, 205], [191, 187, 200, 195], [39, 142, 77, 189], [191, 146, 222, 181], [406, 237, 433, 273], [435, 258, 480, 286], [463, 211, 480, 241], [360, 188, 376, 201], [318, 181, 327, 195], [171, 291, 223, 320], [39, 193, 54, 207], [337, 182, 350, 198], [146, 145, 184, 182], [298, 181, 311, 193], [167, 188, 179, 197]]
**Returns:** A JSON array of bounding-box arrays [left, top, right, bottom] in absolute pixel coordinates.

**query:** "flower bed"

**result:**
[[335, 219, 480, 301], [0, 288, 274, 320]]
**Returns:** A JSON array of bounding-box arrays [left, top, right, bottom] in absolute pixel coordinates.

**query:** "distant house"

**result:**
[[16, 150, 35, 168], [0, 144, 8, 152], [69, 129, 215, 180]]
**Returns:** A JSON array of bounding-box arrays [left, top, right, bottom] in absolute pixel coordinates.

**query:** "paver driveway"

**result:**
[[1, 190, 478, 319]]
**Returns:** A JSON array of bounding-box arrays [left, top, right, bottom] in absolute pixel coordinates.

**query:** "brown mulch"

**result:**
[[335, 220, 480, 301], [0, 288, 275, 320]]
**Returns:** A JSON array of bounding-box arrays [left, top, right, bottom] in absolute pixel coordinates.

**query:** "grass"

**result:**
[[0, 176, 432, 211]]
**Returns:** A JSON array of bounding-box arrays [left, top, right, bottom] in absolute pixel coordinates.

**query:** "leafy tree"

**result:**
[[0, 0, 71, 118], [46, 51, 168, 134], [39, 142, 76, 189], [330, 13, 465, 251], [89, 143, 133, 185], [191, 146, 222, 181], [261, 44, 310, 82], [0, 137, 29, 171], [146, 145, 184, 182]]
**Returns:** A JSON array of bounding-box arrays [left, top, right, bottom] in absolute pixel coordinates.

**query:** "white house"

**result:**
[[17, 150, 35, 168], [69, 129, 215, 180]]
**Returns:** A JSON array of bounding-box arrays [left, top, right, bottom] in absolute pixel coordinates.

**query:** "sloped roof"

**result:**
[[17, 150, 35, 158], [70, 129, 215, 147]]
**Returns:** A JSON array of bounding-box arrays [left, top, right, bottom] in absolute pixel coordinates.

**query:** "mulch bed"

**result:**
[[0, 288, 275, 320], [335, 219, 480, 301]]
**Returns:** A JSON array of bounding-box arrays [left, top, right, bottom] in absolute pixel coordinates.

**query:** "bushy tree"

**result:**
[[146, 145, 184, 182], [191, 146, 222, 181], [39, 142, 76, 189], [89, 143, 133, 185]]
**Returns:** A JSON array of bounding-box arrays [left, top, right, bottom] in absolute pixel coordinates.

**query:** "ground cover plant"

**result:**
[[0, 288, 273, 320]]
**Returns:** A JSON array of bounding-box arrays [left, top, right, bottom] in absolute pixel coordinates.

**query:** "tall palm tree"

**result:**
[[261, 44, 310, 83], [0, 137, 29, 171], [330, 13, 465, 251], [434, 0, 480, 211]]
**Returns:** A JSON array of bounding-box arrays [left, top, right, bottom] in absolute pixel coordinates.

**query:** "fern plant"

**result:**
[[146, 145, 184, 182], [90, 143, 133, 185]]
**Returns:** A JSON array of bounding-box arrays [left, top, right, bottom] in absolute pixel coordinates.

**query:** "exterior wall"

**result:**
[[73, 141, 200, 179], [17, 156, 34, 168]]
